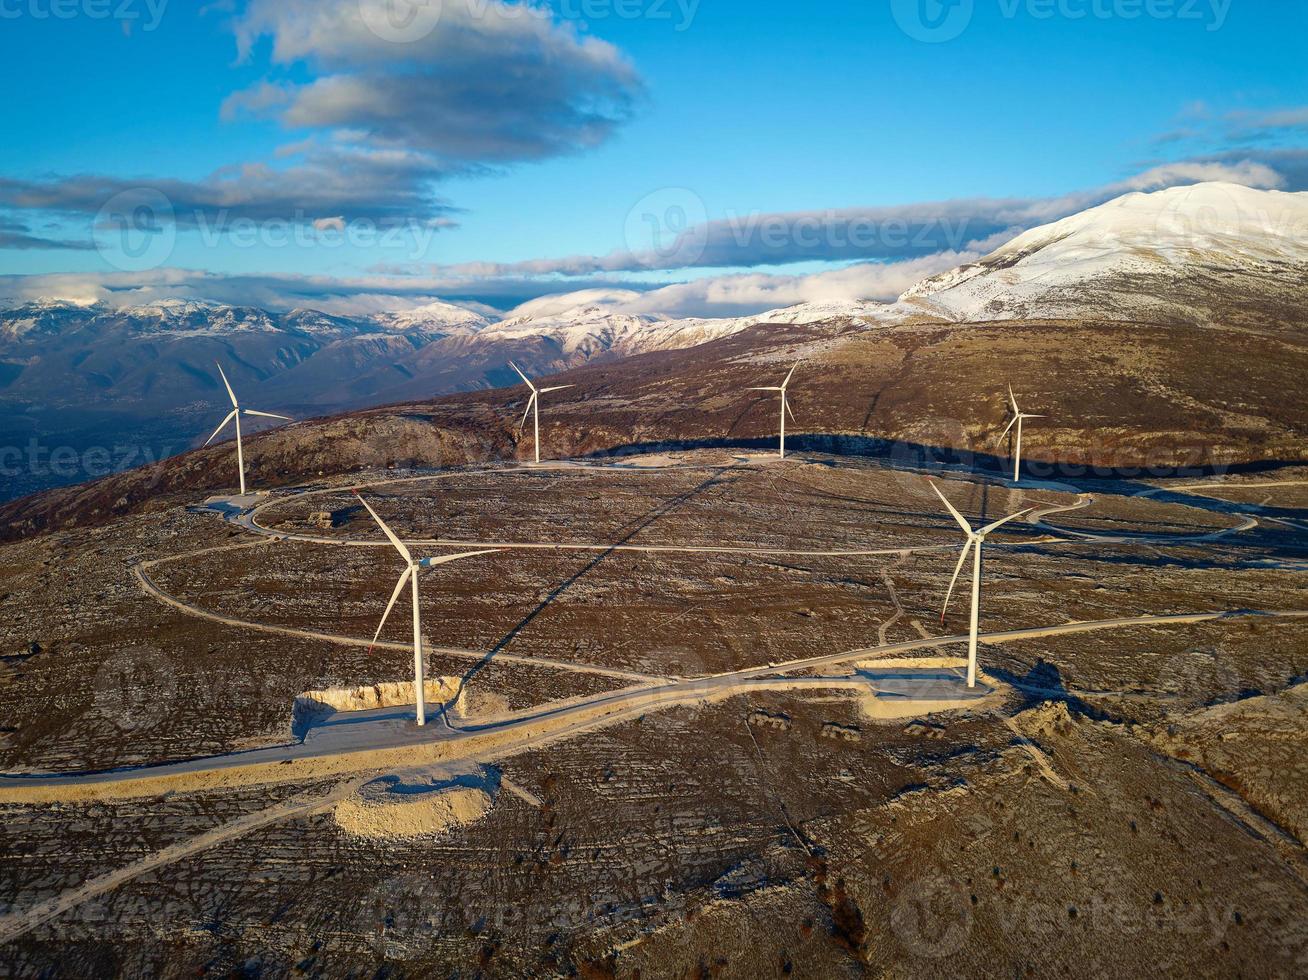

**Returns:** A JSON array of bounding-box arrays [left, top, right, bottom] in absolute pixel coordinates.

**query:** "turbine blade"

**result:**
[[518, 393, 536, 434], [356, 494, 413, 563], [370, 566, 413, 652], [941, 539, 974, 623], [782, 362, 799, 389], [243, 409, 293, 421], [979, 507, 1035, 537], [929, 481, 975, 536], [785, 397, 796, 422], [509, 361, 535, 391], [420, 549, 502, 568], [203, 410, 238, 447], [1008, 384, 1019, 416], [540, 385, 574, 394], [1024, 414, 1047, 419], [216, 362, 239, 408], [1000, 416, 1019, 440]]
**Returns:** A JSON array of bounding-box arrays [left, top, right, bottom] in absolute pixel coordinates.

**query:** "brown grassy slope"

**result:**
[[1, 316, 1304, 541]]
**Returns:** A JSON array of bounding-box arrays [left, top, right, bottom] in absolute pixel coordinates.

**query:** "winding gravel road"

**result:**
[[0, 455, 1302, 946], [2, 459, 1296, 800]]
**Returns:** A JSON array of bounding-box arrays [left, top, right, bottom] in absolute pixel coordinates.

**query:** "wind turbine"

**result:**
[[203, 362, 293, 496], [748, 362, 800, 458], [510, 362, 575, 464], [931, 482, 1032, 688], [999, 385, 1045, 484], [358, 494, 500, 727]]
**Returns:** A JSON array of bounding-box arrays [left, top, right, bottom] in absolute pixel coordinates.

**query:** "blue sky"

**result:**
[[1, 0, 1305, 314]]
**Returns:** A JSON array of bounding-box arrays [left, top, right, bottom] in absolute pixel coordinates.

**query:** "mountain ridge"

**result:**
[[2, 181, 1304, 507]]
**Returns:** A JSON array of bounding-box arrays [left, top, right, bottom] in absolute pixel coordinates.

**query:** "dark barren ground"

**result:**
[[0, 450, 1306, 976]]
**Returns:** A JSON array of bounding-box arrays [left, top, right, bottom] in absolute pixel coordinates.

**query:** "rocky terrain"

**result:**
[[0, 452, 1304, 975], [0, 183, 1305, 974]]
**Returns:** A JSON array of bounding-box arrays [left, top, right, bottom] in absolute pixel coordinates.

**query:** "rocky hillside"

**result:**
[[900, 182, 1308, 331], [2, 310, 1304, 541], [0, 295, 761, 502], [2, 182, 1304, 533]]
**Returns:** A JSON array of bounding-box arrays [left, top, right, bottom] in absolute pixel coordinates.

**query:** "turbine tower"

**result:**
[[1000, 385, 1046, 484], [748, 362, 800, 459], [358, 495, 499, 727], [203, 362, 293, 496], [510, 362, 575, 464], [931, 482, 1032, 688]]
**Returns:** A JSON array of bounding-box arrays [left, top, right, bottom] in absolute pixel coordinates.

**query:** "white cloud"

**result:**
[[425, 160, 1289, 278], [615, 252, 981, 318], [0, 0, 644, 241], [227, 0, 642, 162], [0, 254, 967, 319], [4, 163, 1304, 321]]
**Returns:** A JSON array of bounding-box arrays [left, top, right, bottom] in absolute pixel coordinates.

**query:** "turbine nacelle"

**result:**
[[356, 492, 500, 646], [929, 481, 1033, 688], [509, 362, 576, 463], [748, 362, 800, 456], [203, 362, 293, 496], [1000, 385, 1048, 484], [356, 493, 499, 727]]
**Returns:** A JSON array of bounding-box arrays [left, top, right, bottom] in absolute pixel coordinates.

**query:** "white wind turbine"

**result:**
[[931, 482, 1032, 688], [748, 362, 800, 458], [203, 362, 293, 496], [510, 362, 575, 464], [358, 495, 500, 727], [999, 385, 1045, 484]]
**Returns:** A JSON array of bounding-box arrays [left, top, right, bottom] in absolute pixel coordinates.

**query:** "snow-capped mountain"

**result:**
[[4, 181, 1305, 506], [900, 182, 1308, 326], [477, 289, 873, 359], [368, 299, 491, 334], [482, 289, 663, 357], [0, 297, 491, 344]]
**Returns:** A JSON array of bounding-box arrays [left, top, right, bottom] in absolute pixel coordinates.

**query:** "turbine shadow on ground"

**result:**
[[987, 659, 1117, 723], [438, 461, 750, 718], [588, 435, 1308, 487]]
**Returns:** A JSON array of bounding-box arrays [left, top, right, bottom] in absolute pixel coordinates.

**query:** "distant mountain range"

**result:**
[[1, 181, 1304, 505], [0, 292, 775, 501], [0, 289, 800, 413]]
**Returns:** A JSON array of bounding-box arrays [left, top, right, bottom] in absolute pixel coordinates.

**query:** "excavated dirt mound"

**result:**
[[292, 679, 463, 737], [333, 767, 497, 840], [854, 657, 1009, 721]]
